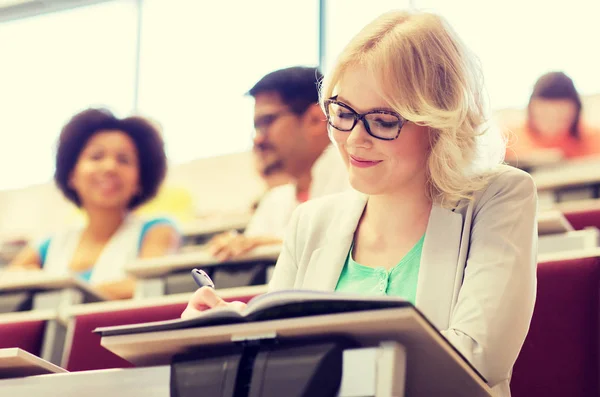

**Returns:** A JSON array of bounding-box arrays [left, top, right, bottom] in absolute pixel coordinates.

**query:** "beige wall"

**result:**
[[1, 94, 598, 242], [0, 151, 265, 241]]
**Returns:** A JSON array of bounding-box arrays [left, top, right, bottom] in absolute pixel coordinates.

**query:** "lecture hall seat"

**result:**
[[0, 320, 46, 356], [511, 256, 600, 397], [564, 207, 600, 231], [65, 294, 257, 372]]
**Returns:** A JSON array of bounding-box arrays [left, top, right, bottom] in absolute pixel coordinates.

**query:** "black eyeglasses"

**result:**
[[324, 96, 406, 140]]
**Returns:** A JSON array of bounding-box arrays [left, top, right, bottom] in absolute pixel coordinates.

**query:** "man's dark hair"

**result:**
[[248, 66, 323, 114], [55, 108, 167, 209]]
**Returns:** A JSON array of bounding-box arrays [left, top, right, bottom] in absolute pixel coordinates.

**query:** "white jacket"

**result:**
[[269, 165, 538, 397]]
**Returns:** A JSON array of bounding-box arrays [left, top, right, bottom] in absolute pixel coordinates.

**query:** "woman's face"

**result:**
[[69, 130, 140, 211], [328, 66, 431, 196], [529, 98, 578, 137]]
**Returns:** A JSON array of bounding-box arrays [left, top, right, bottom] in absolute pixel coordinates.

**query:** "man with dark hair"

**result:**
[[209, 66, 349, 260]]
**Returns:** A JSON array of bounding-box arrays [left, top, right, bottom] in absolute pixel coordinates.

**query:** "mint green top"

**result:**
[[335, 234, 425, 304]]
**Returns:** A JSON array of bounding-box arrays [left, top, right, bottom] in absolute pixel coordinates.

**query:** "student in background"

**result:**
[[10, 109, 181, 299], [184, 10, 536, 397], [506, 71, 600, 161], [249, 142, 293, 213], [208, 67, 350, 260]]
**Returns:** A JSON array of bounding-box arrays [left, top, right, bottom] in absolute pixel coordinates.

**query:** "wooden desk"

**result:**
[[537, 210, 574, 235], [127, 245, 279, 299], [58, 284, 267, 370], [555, 198, 600, 214], [531, 158, 600, 204], [0, 348, 66, 379], [98, 307, 492, 396], [63, 284, 268, 321], [0, 309, 65, 369], [180, 213, 252, 246], [127, 245, 280, 279], [506, 148, 564, 172], [0, 271, 108, 301], [538, 228, 599, 255], [0, 271, 108, 366], [0, 309, 57, 325], [0, 366, 169, 397], [538, 247, 600, 264]]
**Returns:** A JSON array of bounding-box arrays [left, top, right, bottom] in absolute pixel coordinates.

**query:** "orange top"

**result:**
[[296, 190, 310, 203], [505, 123, 600, 160]]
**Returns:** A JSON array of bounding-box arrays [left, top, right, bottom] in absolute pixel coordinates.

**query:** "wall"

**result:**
[[1, 94, 598, 242], [0, 151, 266, 241]]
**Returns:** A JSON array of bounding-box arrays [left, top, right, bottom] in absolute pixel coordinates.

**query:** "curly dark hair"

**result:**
[[54, 108, 167, 209]]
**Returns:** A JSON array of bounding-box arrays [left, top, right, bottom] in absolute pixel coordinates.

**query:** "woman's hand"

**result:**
[[181, 286, 247, 319]]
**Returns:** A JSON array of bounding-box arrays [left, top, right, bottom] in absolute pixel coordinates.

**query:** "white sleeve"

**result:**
[[267, 204, 302, 292], [244, 185, 296, 239]]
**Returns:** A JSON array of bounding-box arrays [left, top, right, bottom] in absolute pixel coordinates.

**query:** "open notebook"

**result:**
[[94, 290, 413, 337]]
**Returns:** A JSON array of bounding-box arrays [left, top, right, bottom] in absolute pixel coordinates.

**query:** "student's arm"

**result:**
[[208, 232, 282, 261], [207, 186, 291, 261], [441, 170, 537, 388], [267, 205, 302, 292], [138, 224, 181, 258], [94, 278, 137, 300], [8, 246, 42, 270]]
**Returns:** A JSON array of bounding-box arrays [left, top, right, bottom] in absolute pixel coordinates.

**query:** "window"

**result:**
[[416, 0, 600, 109], [322, 0, 411, 73], [136, 0, 320, 163], [0, 0, 138, 190]]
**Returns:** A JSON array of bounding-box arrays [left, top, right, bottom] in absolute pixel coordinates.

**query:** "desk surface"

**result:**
[[180, 213, 252, 237], [63, 284, 268, 321], [555, 198, 600, 214], [126, 245, 281, 278], [100, 307, 492, 397], [537, 210, 574, 235], [0, 348, 66, 379], [0, 365, 168, 397], [0, 271, 108, 301], [531, 158, 600, 191], [506, 148, 564, 170], [538, 247, 600, 264], [0, 309, 57, 325]]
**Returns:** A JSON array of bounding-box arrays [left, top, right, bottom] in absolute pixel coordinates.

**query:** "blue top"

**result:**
[[38, 217, 177, 281]]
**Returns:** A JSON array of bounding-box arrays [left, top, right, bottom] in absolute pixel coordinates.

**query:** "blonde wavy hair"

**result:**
[[320, 10, 505, 207]]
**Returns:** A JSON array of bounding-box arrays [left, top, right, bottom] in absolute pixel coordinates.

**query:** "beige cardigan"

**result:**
[[269, 165, 538, 397]]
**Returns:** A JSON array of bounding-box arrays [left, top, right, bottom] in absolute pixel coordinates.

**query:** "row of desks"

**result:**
[[0, 209, 591, 302], [0, 200, 597, 370], [0, 283, 269, 369]]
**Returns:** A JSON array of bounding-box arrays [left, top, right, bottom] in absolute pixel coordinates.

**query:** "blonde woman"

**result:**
[[183, 10, 537, 396]]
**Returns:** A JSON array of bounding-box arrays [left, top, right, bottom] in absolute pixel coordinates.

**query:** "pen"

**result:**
[[191, 268, 215, 289]]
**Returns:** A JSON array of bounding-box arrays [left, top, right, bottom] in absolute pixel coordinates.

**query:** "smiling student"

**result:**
[[183, 10, 537, 396], [10, 109, 181, 299]]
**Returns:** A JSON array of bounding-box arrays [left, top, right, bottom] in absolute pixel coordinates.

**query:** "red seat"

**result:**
[[66, 294, 256, 371], [511, 256, 600, 397], [0, 320, 46, 356], [564, 208, 600, 231]]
